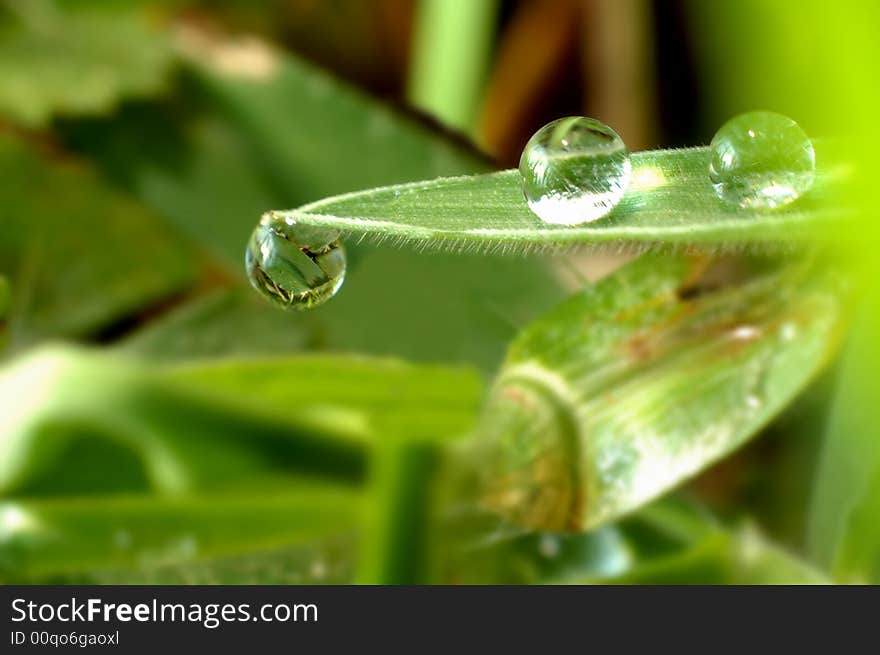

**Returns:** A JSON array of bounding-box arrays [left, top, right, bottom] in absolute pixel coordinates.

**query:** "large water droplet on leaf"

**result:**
[[709, 111, 815, 210], [519, 116, 631, 225]]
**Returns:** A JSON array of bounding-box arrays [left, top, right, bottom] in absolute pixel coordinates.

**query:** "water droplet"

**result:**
[[519, 116, 631, 225], [245, 215, 346, 310], [709, 111, 815, 210]]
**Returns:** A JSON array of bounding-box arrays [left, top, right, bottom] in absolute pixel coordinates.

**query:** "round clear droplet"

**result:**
[[519, 116, 631, 225], [245, 215, 346, 310], [709, 111, 815, 210]]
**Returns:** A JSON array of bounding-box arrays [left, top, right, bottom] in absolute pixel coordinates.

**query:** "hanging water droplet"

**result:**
[[519, 116, 631, 225], [709, 111, 815, 210], [245, 214, 346, 310]]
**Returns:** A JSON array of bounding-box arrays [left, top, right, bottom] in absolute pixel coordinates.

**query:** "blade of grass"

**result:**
[[163, 354, 482, 443], [357, 439, 436, 584], [0, 347, 482, 496], [273, 146, 847, 254], [82, 536, 357, 584], [0, 486, 358, 582]]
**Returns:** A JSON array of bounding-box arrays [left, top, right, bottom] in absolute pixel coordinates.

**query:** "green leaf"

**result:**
[[438, 496, 826, 584], [0, 0, 174, 127], [357, 439, 436, 584], [809, 297, 880, 582], [705, 372, 838, 550], [0, 346, 480, 583], [0, 346, 482, 496], [120, 247, 566, 374], [162, 353, 483, 443], [180, 34, 491, 207], [81, 537, 357, 585], [272, 147, 846, 253], [830, 466, 880, 583], [61, 105, 283, 275], [0, 135, 195, 348], [120, 289, 317, 362], [0, 486, 359, 582], [466, 253, 847, 532]]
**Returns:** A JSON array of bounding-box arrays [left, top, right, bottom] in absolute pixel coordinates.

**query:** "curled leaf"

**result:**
[[467, 254, 848, 531]]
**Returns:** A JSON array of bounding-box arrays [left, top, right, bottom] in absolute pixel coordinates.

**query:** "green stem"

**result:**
[[407, 0, 499, 133], [356, 440, 436, 583]]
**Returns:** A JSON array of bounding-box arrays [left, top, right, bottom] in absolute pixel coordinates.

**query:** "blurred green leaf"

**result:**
[[809, 297, 880, 582], [82, 536, 357, 584], [120, 247, 566, 374], [468, 254, 847, 531], [180, 32, 492, 206], [62, 105, 281, 274], [162, 352, 483, 443], [830, 465, 880, 583], [693, 371, 838, 552], [0, 0, 174, 127], [120, 289, 317, 361], [685, 0, 846, 136], [0, 345, 480, 583], [0, 346, 482, 496], [312, 247, 567, 372], [0, 135, 195, 348], [440, 496, 825, 584], [273, 147, 846, 253], [357, 439, 436, 584], [0, 486, 359, 582]]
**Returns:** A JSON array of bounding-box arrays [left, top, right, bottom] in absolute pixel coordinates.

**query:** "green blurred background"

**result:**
[[0, 0, 877, 584]]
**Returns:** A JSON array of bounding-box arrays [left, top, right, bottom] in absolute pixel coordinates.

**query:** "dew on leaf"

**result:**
[[245, 214, 346, 310], [519, 116, 631, 226], [709, 111, 815, 210]]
